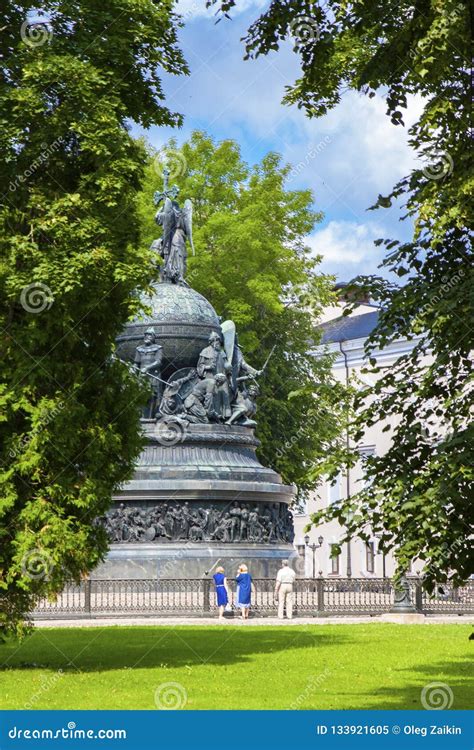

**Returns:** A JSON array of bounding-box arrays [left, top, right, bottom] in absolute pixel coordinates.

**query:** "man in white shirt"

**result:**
[[275, 559, 296, 619]]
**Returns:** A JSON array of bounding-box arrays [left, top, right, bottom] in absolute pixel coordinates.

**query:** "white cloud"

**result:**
[[307, 220, 388, 277], [138, 10, 422, 281], [151, 12, 423, 205], [274, 91, 424, 216]]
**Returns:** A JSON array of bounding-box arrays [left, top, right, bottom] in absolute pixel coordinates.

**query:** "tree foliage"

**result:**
[[137, 131, 350, 500], [0, 0, 187, 637], [209, 0, 474, 586]]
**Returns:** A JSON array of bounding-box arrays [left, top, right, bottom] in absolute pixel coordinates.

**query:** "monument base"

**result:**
[[98, 420, 296, 580], [92, 542, 297, 580], [380, 613, 426, 624]]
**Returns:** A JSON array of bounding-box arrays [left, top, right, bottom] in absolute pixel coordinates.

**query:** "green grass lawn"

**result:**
[[0, 624, 471, 710]]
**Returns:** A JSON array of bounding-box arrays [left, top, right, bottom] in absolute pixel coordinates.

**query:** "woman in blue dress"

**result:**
[[235, 564, 252, 619], [212, 567, 229, 620]]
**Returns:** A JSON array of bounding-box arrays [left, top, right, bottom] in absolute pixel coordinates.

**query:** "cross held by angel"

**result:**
[[152, 167, 194, 285]]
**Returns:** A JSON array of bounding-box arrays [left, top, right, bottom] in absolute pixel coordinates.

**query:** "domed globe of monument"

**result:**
[[95, 168, 296, 581], [115, 282, 221, 375]]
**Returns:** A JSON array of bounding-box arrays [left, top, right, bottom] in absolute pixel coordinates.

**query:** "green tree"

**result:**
[[137, 131, 350, 500], [210, 0, 473, 586], [0, 1, 187, 637]]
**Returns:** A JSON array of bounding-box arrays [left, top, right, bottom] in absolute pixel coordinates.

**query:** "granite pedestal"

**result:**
[[93, 421, 296, 580]]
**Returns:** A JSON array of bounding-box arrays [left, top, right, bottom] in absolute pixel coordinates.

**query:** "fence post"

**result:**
[[415, 579, 423, 613], [202, 577, 211, 614], [84, 578, 91, 615], [316, 574, 325, 617]]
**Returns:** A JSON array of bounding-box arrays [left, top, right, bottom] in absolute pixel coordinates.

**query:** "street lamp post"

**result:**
[[304, 535, 324, 579]]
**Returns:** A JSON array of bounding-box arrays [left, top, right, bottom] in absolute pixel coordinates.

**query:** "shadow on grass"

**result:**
[[359, 658, 473, 710], [0, 626, 346, 673], [324, 655, 473, 711], [1, 626, 471, 711]]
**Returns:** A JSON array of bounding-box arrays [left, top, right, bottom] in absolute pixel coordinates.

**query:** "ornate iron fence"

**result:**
[[419, 583, 473, 615], [33, 577, 473, 619]]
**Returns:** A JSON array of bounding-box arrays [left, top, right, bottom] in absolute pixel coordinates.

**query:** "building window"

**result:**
[[366, 542, 375, 574], [330, 545, 340, 575], [359, 446, 375, 463], [358, 448, 375, 494], [328, 474, 341, 505]]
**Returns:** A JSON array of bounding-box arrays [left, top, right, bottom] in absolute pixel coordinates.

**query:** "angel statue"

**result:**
[[153, 168, 194, 285]]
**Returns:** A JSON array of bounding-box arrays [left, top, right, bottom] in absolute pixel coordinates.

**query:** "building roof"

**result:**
[[319, 310, 380, 344]]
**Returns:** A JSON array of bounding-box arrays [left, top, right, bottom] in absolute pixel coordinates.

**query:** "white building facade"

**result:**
[[293, 297, 425, 579]]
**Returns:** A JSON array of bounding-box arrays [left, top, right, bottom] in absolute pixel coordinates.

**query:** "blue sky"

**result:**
[[134, 0, 423, 282]]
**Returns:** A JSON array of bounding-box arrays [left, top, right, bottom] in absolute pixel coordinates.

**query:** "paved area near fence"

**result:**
[[33, 614, 471, 627]]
